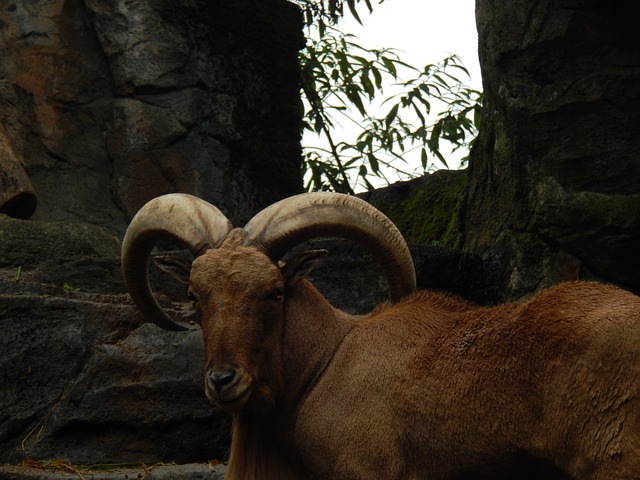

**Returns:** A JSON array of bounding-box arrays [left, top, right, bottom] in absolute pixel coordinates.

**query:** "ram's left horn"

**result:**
[[122, 193, 232, 331]]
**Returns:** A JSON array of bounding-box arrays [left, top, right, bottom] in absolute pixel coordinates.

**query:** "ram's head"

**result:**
[[121, 192, 416, 412]]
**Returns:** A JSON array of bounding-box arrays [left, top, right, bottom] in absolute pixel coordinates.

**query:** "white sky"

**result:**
[[340, 0, 481, 91], [302, 0, 481, 190]]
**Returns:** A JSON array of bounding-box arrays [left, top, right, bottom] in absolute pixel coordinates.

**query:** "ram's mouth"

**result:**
[[206, 378, 252, 413]]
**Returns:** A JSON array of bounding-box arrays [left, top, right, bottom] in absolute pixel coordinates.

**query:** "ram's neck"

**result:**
[[225, 280, 353, 480], [280, 279, 356, 408], [226, 412, 298, 480]]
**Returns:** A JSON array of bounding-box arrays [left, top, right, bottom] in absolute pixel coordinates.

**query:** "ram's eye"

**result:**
[[268, 286, 285, 302], [187, 290, 197, 304], [186, 291, 202, 325]]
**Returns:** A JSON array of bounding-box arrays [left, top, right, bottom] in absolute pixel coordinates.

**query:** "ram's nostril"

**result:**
[[209, 368, 236, 393]]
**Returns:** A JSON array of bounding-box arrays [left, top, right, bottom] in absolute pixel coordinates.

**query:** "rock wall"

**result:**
[[2, 0, 640, 471], [462, 0, 640, 299], [0, 0, 304, 234], [0, 0, 305, 466], [0, 216, 229, 464]]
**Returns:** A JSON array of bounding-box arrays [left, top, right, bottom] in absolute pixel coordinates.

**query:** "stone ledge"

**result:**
[[0, 463, 226, 480]]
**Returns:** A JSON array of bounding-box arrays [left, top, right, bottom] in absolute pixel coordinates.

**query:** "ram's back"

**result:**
[[295, 282, 640, 479]]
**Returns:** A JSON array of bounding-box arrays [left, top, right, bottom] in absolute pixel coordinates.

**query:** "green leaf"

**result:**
[[345, 87, 367, 115], [350, 55, 370, 66], [314, 116, 324, 133], [363, 176, 375, 191], [385, 104, 399, 128], [473, 104, 482, 130], [428, 122, 441, 152], [449, 63, 470, 77], [344, 155, 361, 167], [346, 0, 363, 25], [367, 152, 380, 174], [411, 102, 426, 126], [361, 70, 375, 98], [434, 149, 449, 168], [371, 66, 383, 89], [381, 56, 398, 78]]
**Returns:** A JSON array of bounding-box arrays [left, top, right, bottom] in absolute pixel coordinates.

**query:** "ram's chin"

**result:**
[[207, 385, 252, 413]]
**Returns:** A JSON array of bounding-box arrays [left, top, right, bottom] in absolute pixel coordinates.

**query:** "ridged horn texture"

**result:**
[[123, 192, 416, 331], [121, 193, 232, 331], [243, 192, 416, 301]]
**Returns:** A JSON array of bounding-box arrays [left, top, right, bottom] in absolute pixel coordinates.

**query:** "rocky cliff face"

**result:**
[[0, 0, 304, 234], [1, 0, 639, 469], [0, 215, 228, 464], [0, 0, 304, 464], [462, 0, 640, 299]]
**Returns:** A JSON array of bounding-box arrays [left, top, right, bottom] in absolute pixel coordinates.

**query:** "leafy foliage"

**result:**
[[293, 0, 379, 33], [295, 1, 482, 193]]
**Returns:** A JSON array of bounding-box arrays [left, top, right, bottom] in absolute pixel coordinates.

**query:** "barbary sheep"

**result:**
[[122, 192, 640, 480]]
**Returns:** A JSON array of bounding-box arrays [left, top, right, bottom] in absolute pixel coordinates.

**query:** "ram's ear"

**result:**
[[281, 249, 328, 285], [153, 255, 192, 285]]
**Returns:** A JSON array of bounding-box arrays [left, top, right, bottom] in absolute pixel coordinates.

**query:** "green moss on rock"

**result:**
[[363, 170, 467, 248], [0, 215, 122, 268]]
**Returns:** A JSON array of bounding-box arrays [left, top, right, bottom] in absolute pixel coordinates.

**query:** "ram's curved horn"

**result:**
[[243, 192, 416, 301], [122, 193, 233, 331]]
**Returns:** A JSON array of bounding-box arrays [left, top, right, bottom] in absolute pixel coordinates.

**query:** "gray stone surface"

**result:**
[[0, 0, 303, 233], [1, 0, 639, 475], [0, 462, 226, 480], [463, 0, 640, 300]]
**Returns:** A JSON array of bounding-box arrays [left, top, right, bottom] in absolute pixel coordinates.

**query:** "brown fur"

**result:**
[[172, 242, 640, 480], [225, 413, 298, 480]]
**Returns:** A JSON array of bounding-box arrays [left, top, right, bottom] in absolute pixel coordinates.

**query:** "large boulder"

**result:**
[[0, 0, 303, 233], [463, 0, 640, 299], [360, 170, 502, 305], [0, 216, 229, 464]]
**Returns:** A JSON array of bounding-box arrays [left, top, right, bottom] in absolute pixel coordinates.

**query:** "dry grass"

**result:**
[[18, 459, 87, 479], [15, 458, 162, 480]]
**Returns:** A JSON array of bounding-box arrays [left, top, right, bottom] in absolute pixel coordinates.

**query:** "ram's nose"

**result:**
[[208, 367, 236, 394], [205, 365, 252, 411]]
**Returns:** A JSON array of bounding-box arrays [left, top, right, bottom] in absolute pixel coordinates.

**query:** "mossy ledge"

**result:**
[[361, 170, 467, 248]]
